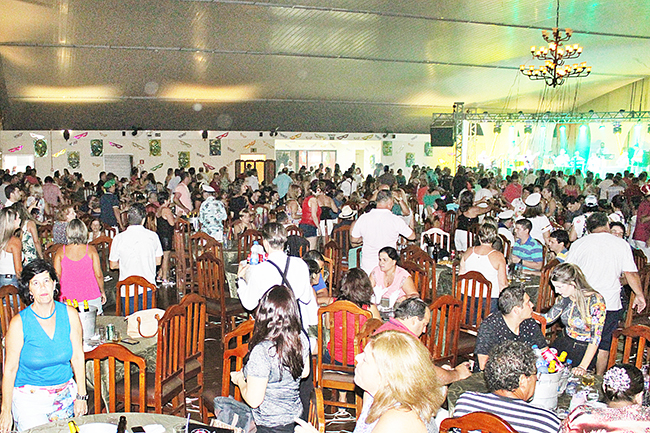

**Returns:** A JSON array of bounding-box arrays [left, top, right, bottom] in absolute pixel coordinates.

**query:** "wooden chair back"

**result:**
[[85, 343, 147, 414], [145, 212, 157, 232], [443, 211, 456, 236], [0, 285, 24, 338], [316, 300, 371, 415], [115, 276, 157, 316], [536, 259, 559, 313], [155, 303, 187, 415], [422, 295, 461, 366], [179, 294, 207, 413], [498, 234, 511, 261], [421, 227, 451, 253], [251, 205, 269, 229], [633, 248, 647, 272], [189, 232, 222, 291], [237, 229, 264, 262], [467, 223, 481, 250], [285, 225, 303, 237], [454, 271, 493, 333], [531, 312, 547, 335], [309, 388, 326, 433], [355, 318, 383, 351], [323, 241, 341, 292], [331, 225, 352, 263], [440, 412, 518, 433], [403, 246, 437, 301], [401, 260, 429, 301], [89, 235, 112, 275], [607, 324, 650, 369], [102, 223, 117, 239], [44, 243, 63, 264], [625, 264, 650, 327], [222, 319, 255, 402]]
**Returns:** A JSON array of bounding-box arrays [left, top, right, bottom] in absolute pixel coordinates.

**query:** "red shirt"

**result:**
[[633, 199, 650, 242], [299, 195, 320, 227], [503, 183, 522, 204]]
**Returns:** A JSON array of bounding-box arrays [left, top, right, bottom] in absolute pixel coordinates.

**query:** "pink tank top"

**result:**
[[60, 244, 101, 302]]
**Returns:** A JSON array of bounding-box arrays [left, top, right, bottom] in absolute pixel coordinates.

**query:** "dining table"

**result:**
[[25, 413, 221, 433]]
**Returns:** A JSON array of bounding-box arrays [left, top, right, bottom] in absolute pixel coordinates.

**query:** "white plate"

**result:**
[[79, 423, 118, 433]]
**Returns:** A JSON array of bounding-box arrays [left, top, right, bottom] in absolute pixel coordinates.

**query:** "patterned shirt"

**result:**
[[561, 404, 650, 433], [199, 196, 227, 242], [544, 293, 606, 346], [513, 235, 543, 271]]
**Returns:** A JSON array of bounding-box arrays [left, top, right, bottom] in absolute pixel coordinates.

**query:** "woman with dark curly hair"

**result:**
[[561, 363, 650, 433], [230, 285, 310, 433], [0, 259, 87, 431]]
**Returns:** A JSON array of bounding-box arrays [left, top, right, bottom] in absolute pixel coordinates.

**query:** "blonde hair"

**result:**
[[365, 331, 444, 425], [0, 208, 18, 250], [550, 262, 600, 321]]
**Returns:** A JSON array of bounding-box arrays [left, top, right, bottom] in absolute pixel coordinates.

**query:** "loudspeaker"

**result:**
[[430, 126, 454, 147]]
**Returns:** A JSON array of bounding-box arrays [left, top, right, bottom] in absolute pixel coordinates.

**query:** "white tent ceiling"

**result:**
[[0, 0, 649, 133]]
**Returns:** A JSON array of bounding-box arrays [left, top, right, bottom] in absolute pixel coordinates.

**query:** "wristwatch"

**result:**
[[76, 393, 89, 401]]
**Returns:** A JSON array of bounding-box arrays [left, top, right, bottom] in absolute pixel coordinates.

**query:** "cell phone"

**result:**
[[132, 427, 145, 433], [121, 338, 139, 345]]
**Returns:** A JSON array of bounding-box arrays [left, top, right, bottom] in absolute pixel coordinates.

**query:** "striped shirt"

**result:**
[[513, 236, 543, 271], [454, 392, 561, 433]]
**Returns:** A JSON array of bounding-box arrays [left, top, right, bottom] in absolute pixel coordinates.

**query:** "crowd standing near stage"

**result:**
[[1, 161, 650, 433]]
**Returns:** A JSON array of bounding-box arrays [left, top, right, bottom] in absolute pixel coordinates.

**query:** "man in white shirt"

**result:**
[[567, 212, 646, 374], [339, 172, 357, 197], [167, 169, 182, 194], [351, 190, 415, 275], [109, 203, 163, 314]]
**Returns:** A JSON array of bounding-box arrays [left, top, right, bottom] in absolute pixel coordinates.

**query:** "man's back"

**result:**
[[109, 225, 162, 285], [454, 391, 560, 433]]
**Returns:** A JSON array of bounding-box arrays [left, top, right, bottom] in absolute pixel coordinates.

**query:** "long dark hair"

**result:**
[[245, 285, 304, 379]]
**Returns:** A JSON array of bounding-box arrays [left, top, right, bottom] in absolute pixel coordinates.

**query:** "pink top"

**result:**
[[59, 245, 101, 302], [371, 265, 410, 299]]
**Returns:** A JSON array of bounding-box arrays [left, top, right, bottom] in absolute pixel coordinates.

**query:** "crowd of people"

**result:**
[[0, 161, 649, 432]]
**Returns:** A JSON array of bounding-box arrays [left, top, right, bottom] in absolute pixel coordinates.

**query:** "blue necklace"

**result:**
[[31, 306, 56, 320]]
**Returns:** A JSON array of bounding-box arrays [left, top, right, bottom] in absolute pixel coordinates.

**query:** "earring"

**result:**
[[28, 293, 34, 303]]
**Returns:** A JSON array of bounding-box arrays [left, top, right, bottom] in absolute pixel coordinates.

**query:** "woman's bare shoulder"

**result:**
[[372, 408, 426, 433]]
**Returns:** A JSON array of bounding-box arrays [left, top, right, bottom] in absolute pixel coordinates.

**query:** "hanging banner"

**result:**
[[149, 139, 161, 156], [90, 139, 103, 157], [178, 151, 190, 168], [53, 149, 67, 157], [382, 141, 393, 156], [34, 139, 47, 157], [209, 139, 221, 156], [150, 163, 164, 171]]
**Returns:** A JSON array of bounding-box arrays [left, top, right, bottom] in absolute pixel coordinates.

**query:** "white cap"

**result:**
[[525, 192, 541, 206], [498, 210, 514, 220], [202, 184, 215, 193]]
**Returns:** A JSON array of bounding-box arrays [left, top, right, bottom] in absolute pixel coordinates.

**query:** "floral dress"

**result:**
[[21, 226, 39, 265], [199, 196, 227, 242]]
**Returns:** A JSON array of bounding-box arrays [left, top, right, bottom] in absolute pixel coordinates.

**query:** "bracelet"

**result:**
[[76, 393, 89, 401]]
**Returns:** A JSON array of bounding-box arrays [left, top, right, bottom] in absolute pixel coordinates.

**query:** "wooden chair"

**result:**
[[145, 212, 157, 232], [285, 225, 303, 237], [323, 241, 342, 292], [536, 259, 559, 313], [179, 293, 207, 415], [633, 248, 647, 272], [43, 243, 63, 263], [498, 234, 511, 262], [89, 235, 112, 275], [531, 312, 547, 335], [607, 324, 650, 369], [422, 295, 461, 366], [443, 211, 456, 236], [115, 276, 157, 316], [150, 304, 187, 415], [0, 285, 24, 337], [309, 388, 326, 433], [454, 271, 493, 358], [86, 343, 147, 414], [440, 412, 518, 433], [421, 227, 451, 253], [316, 301, 372, 416], [625, 264, 650, 327], [403, 246, 437, 301], [237, 229, 264, 263], [196, 252, 247, 338], [401, 260, 429, 301], [189, 231, 222, 291], [252, 204, 269, 229], [102, 223, 117, 239], [332, 224, 352, 267], [467, 223, 481, 249]]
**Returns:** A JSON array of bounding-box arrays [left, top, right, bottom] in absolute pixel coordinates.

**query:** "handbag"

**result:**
[[212, 396, 256, 433], [126, 308, 165, 338]]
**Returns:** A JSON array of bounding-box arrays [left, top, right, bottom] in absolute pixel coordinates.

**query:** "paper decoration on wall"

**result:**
[[149, 139, 161, 156], [196, 152, 205, 158], [405, 153, 415, 167], [424, 142, 433, 157], [90, 139, 103, 157], [203, 162, 215, 171], [179, 140, 192, 148], [411, 135, 418, 140], [74, 132, 88, 139], [13, 133, 23, 138], [178, 132, 186, 138], [68, 151, 80, 169], [337, 134, 348, 140], [53, 149, 66, 157], [109, 142, 123, 149], [240, 133, 246, 138], [227, 146, 235, 153], [370, 154, 375, 166], [178, 151, 190, 168], [244, 140, 255, 149], [69, 140, 78, 146], [92, 162, 101, 167], [132, 142, 145, 150], [407, 142, 414, 147], [167, 151, 174, 157], [34, 139, 47, 157], [361, 134, 373, 140], [30, 133, 44, 139], [99, 132, 107, 137], [215, 132, 229, 140], [209, 139, 221, 156], [382, 141, 393, 156], [150, 163, 164, 171], [8, 146, 23, 153], [314, 134, 326, 140], [290, 133, 302, 140]]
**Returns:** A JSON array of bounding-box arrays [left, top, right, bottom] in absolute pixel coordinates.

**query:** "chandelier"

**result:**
[[520, 0, 591, 87]]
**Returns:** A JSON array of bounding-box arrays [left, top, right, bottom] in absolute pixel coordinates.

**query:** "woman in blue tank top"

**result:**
[[0, 259, 87, 431]]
